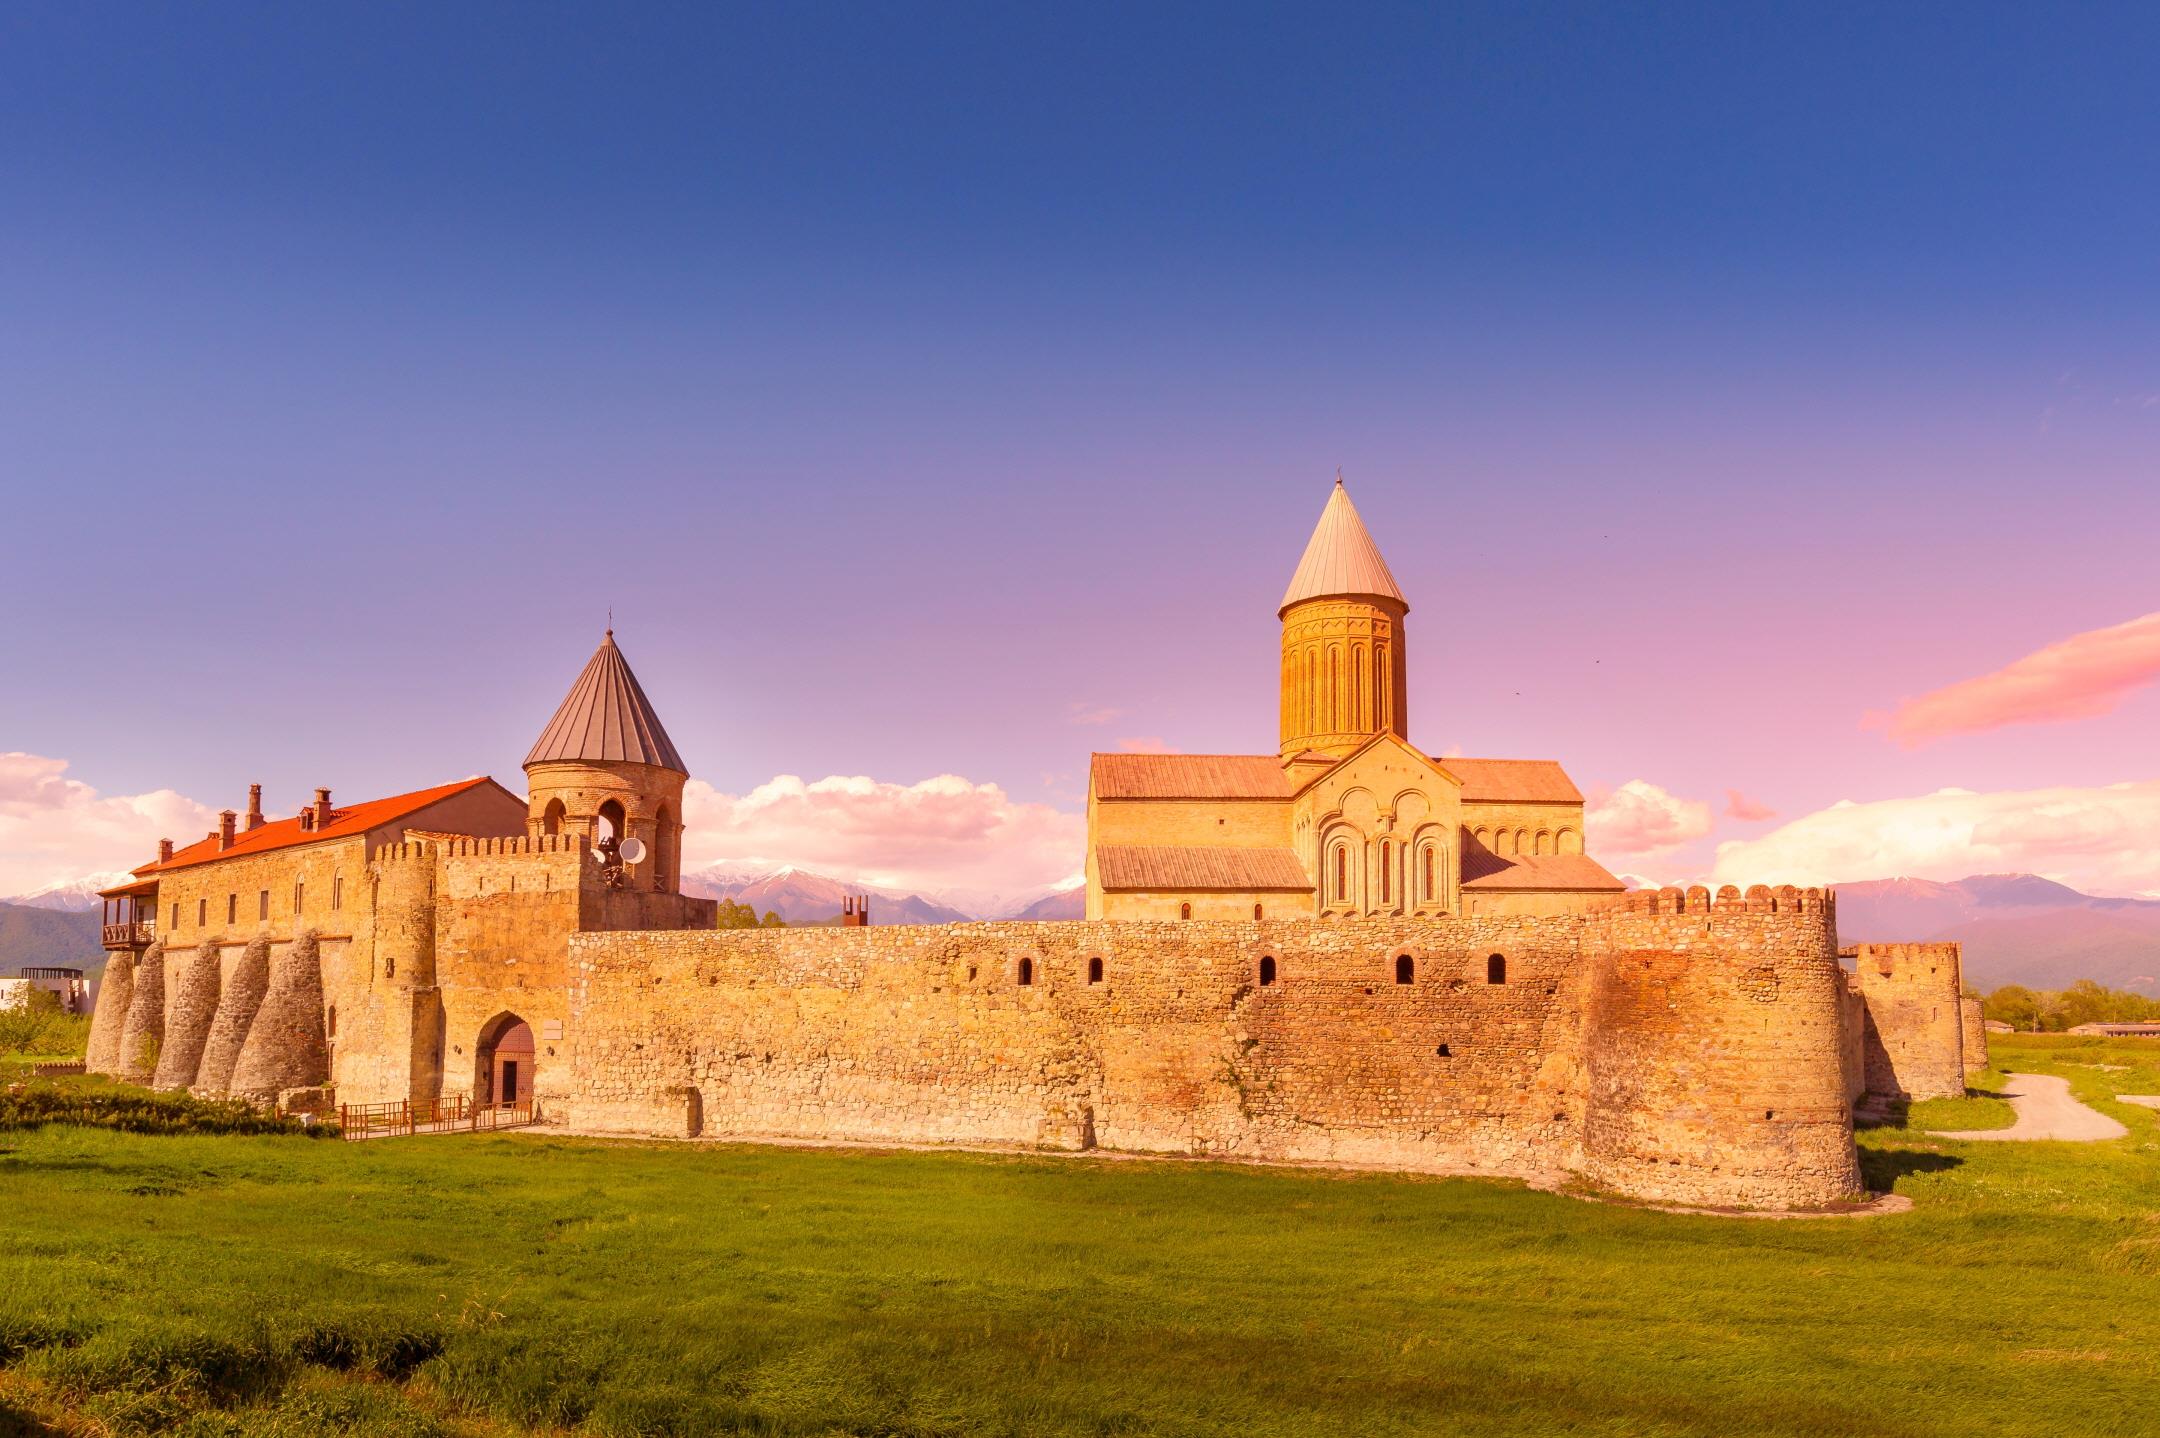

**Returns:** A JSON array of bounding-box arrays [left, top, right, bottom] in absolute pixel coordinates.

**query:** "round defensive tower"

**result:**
[[1278, 478, 1411, 760], [1578, 892, 1864, 1209], [523, 629, 689, 894]]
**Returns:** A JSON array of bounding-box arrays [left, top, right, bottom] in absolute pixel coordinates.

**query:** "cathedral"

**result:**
[[1084, 479, 1625, 921]]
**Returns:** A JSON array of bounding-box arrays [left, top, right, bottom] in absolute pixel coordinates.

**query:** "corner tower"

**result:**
[[524, 629, 689, 893], [1278, 478, 1410, 759]]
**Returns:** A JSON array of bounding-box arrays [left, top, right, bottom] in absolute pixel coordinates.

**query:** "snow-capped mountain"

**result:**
[[1, 874, 128, 912]]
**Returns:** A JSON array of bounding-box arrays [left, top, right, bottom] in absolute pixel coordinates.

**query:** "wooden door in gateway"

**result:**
[[488, 1019, 535, 1107]]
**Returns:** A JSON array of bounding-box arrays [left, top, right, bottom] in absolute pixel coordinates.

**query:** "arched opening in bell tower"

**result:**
[[595, 799, 626, 858]]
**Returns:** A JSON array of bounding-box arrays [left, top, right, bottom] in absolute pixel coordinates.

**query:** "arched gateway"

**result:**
[[476, 1013, 536, 1108]]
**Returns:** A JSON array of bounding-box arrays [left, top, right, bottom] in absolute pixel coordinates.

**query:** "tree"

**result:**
[[715, 899, 787, 930]]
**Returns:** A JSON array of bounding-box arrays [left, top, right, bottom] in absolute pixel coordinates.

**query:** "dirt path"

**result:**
[[1933, 1072, 2128, 1141]]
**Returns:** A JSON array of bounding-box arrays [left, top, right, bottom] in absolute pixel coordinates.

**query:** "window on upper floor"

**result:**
[[332, 874, 343, 910], [258, 890, 268, 921], [226, 894, 236, 924]]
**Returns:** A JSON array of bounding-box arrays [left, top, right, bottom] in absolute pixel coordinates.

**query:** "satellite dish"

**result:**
[[617, 836, 647, 864]]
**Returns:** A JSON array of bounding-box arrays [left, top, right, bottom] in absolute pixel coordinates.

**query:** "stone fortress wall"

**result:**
[[556, 882, 1956, 1210], [88, 848, 1967, 1209]]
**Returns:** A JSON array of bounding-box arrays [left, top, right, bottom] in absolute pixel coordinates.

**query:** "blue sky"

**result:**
[[4, 5, 2159, 898]]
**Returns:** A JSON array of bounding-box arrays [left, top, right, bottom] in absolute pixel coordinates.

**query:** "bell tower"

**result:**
[[523, 629, 689, 893], [1278, 477, 1410, 760]]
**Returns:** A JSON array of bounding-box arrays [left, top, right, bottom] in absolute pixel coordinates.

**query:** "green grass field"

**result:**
[[5, 1034, 2159, 1438]]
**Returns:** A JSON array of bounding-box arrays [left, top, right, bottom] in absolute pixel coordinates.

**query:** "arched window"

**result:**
[[1557, 827, 1578, 855], [1487, 953, 1506, 985], [1253, 903, 1263, 921], [1017, 957, 1034, 986], [1333, 845, 1347, 903], [1087, 956, 1103, 985], [541, 798, 566, 837], [326, 1005, 337, 1039], [1259, 955, 1277, 986], [1379, 841, 1392, 903], [1395, 954, 1414, 985], [596, 799, 626, 855], [1179, 902, 1192, 920], [1536, 829, 1551, 857], [653, 802, 676, 891], [1516, 828, 1529, 856], [1422, 846, 1435, 902]]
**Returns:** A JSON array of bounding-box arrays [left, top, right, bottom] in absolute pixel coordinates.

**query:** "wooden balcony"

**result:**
[[101, 921, 154, 950]]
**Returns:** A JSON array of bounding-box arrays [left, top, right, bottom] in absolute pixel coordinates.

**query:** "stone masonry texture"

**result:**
[[193, 935, 269, 1096], [83, 949, 133, 1076], [229, 931, 330, 1100], [152, 944, 222, 1090], [115, 940, 167, 1086], [563, 894, 1871, 1209]]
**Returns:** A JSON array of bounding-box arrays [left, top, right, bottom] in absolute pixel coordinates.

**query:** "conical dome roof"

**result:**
[[1279, 477, 1407, 616], [524, 630, 687, 772]]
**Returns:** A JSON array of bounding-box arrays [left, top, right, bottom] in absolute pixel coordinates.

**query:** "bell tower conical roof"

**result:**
[[1279, 476, 1407, 616], [524, 630, 687, 773]]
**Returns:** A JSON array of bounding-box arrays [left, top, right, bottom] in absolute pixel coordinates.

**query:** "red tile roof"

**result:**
[[1090, 753, 1295, 800], [1447, 758, 1584, 804], [1096, 845, 1313, 891], [132, 777, 499, 876], [1460, 850, 1623, 892]]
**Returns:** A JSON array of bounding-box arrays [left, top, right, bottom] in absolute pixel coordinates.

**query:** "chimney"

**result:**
[[218, 811, 237, 850], [157, 838, 173, 863], [245, 783, 264, 830], [314, 788, 333, 828], [841, 895, 870, 927]]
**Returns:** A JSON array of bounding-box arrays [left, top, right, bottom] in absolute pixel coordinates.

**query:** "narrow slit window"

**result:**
[[332, 874, 343, 910], [226, 893, 236, 924], [293, 879, 304, 914], [257, 889, 268, 921], [1179, 902, 1192, 920]]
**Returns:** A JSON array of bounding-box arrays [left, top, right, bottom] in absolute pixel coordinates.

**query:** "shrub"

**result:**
[[0, 1085, 337, 1138]]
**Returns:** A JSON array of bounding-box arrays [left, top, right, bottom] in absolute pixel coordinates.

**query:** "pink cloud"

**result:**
[[1586, 780, 1714, 858], [681, 772, 1083, 895], [1115, 737, 1179, 754], [1712, 779, 2160, 896], [0, 752, 218, 896], [1724, 789, 1777, 822], [1067, 703, 1125, 727], [1873, 611, 2160, 746]]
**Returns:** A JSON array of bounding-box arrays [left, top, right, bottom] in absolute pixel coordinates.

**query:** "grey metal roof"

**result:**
[[524, 631, 687, 772], [1279, 477, 1408, 615]]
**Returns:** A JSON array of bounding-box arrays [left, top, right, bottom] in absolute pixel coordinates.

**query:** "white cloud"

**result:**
[[681, 773, 1084, 896], [1586, 780, 1714, 859], [0, 753, 218, 898], [1712, 779, 2160, 896]]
